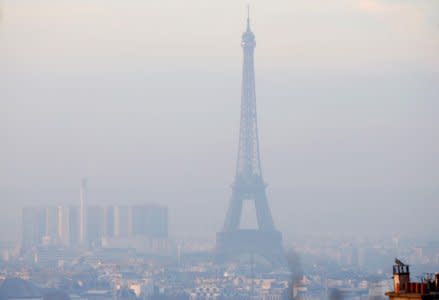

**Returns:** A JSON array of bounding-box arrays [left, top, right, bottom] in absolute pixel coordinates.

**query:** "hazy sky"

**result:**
[[1, 0, 438, 244]]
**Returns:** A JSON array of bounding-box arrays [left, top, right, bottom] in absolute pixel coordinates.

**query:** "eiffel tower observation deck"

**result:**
[[216, 10, 285, 267]]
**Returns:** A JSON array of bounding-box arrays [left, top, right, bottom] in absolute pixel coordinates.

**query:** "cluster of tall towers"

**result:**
[[21, 179, 168, 252]]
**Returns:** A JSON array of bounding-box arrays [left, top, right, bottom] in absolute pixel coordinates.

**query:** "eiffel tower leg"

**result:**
[[223, 188, 243, 231], [254, 189, 275, 231]]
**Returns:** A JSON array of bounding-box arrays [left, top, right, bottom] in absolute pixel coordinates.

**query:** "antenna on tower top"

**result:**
[[246, 3, 251, 30]]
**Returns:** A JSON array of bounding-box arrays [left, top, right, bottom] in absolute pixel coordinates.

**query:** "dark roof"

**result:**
[[41, 289, 70, 300], [0, 278, 42, 300]]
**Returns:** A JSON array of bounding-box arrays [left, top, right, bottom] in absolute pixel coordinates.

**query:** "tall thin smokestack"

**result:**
[[79, 178, 87, 244]]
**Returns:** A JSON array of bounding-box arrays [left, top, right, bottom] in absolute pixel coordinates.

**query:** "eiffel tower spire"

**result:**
[[236, 4, 261, 180]]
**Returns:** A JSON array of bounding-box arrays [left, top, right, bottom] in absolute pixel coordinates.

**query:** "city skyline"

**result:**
[[1, 1, 439, 244], [1, 2, 439, 300]]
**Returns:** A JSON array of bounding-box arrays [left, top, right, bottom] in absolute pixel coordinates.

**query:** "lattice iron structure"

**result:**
[[216, 12, 285, 267]]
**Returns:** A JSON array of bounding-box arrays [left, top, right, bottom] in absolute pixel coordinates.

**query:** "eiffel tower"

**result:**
[[216, 11, 285, 267]]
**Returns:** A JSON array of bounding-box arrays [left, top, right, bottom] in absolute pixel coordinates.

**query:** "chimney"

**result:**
[[435, 273, 439, 291], [393, 259, 410, 293]]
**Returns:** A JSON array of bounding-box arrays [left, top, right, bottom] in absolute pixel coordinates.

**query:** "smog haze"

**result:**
[[1, 0, 439, 243]]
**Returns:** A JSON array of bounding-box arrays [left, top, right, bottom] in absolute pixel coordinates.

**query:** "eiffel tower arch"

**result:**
[[216, 12, 285, 267]]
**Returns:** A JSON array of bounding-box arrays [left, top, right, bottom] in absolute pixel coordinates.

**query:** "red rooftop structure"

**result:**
[[386, 259, 439, 300]]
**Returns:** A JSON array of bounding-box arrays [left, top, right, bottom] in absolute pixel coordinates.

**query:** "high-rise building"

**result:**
[[68, 205, 80, 246], [21, 207, 46, 251], [132, 204, 168, 238], [102, 204, 170, 255], [44, 206, 58, 243], [79, 178, 87, 245], [57, 206, 70, 246], [103, 206, 114, 238], [114, 205, 133, 238], [86, 205, 105, 246], [22, 205, 81, 251]]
